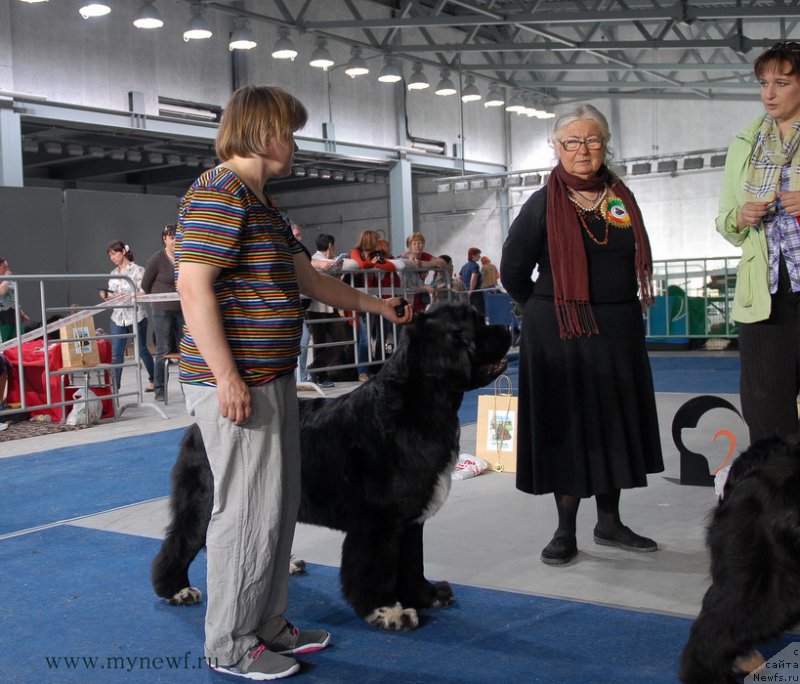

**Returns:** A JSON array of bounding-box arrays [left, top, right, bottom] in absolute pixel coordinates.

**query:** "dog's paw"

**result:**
[[429, 581, 454, 608], [289, 556, 306, 575], [365, 602, 419, 631], [733, 650, 765, 674], [166, 587, 202, 605]]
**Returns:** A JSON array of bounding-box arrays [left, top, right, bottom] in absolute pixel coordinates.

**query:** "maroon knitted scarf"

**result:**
[[546, 163, 654, 339]]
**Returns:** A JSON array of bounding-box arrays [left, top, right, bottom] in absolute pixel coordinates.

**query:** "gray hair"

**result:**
[[550, 103, 613, 161]]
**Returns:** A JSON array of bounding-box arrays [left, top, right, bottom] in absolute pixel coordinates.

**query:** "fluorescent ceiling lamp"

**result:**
[[377, 55, 402, 83], [460, 74, 481, 102], [133, 1, 163, 29], [79, 3, 110, 18], [271, 27, 297, 60], [229, 23, 257, 50], [484, 82, 504, 107], [407, 62, 429, 90], [309, 37, 334, 70], [344, 46, 369, 78], [183, 5, 212, 41], [19, 0, 49, 3], [434, 69, 456, 96]]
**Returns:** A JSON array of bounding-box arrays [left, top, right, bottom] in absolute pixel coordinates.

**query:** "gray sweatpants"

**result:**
[[184, 376, 301, 666]]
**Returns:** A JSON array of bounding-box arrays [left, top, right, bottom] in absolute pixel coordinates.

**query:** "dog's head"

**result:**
[[397, 302, 511, 392]]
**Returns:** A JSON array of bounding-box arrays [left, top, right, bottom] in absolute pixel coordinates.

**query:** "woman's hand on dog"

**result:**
[[380, 296, 414, 325]]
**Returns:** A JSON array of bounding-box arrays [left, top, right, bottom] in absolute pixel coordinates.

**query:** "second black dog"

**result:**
[[679, 436, 800, 683]]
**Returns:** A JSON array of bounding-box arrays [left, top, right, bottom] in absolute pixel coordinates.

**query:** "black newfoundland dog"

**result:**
[[679, 436, 800, 683], [151, 302, 511, 631]]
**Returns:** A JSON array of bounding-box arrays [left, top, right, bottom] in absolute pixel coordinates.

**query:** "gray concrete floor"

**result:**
[[1, 360, 741, 621]]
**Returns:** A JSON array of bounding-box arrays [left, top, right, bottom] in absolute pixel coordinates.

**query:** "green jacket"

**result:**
[[716, 114, 771, 323]]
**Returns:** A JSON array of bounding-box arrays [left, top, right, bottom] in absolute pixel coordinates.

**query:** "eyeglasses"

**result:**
[[774, 40, 800, 53], [559, 137, 604, 152]]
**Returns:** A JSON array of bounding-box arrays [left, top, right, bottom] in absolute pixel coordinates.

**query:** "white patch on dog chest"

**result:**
[[417, 471, 452, 522]]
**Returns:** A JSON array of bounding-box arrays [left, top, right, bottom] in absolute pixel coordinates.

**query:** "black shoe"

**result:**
[[154, 391, 165, 402], [593, 524, 657, 552], [540, 535, 578, 565]]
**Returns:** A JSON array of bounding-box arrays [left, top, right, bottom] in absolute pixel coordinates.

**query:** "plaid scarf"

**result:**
[[743, 116, 800, 202], [546, 163, 654, 339]]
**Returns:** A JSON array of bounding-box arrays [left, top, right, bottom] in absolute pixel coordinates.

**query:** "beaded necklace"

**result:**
[[572, 197, 611, 246], [567, 186, 607, 212]]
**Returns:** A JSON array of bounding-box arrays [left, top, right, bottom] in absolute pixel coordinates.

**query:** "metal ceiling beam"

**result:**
[[304, 6, 800, 30]]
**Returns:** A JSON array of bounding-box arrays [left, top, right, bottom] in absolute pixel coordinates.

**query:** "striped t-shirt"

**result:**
[[176, 166, 304, 386]]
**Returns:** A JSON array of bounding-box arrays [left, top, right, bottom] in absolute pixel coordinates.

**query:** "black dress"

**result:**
[[500, 187, 664, 497]]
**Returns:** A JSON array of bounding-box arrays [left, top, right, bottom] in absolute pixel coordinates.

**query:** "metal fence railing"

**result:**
[[0, 273, 166, 421], [645, 256, 740, 341]]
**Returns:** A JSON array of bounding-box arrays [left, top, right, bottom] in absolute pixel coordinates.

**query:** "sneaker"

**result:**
[[593, 524, 657, 552], [154, 391, 165, 402], [210, 642, 299, 681], [267, 621, 331, 655], [145, 383, 155, 392], [318, 379, 335, 389], [358, 373, 370, 382]]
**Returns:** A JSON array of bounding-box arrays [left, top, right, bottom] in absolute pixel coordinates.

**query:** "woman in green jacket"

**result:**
[[718, 40, 800, 441]]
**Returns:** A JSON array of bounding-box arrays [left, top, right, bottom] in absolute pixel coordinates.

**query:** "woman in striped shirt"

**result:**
[[176, 85, 412, 682]]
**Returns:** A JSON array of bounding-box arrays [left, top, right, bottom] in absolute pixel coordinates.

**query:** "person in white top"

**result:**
[[99, 240, 155, 391]]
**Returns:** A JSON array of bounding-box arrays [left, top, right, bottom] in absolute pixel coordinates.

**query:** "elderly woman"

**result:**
[[500, 103, 663, 566], [717, 41, 800, 442]]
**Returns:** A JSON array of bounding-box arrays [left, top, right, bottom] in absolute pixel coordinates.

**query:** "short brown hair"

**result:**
[[215, 85, 308, 161], [754, 41, 800, 79], [406, 232, 426, 247], [468, 247, 481, 260]]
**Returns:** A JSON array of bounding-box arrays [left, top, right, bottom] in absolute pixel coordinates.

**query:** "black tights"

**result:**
[[552, 490, 622, 539]]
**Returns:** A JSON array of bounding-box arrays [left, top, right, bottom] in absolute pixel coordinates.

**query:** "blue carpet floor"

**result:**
[[0, 525, 716, 684], [0, 429, 184, 536]]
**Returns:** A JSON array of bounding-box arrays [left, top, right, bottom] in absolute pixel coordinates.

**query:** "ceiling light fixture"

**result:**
[[460, 74, 481, 103], [183, 3, 212, 42], [19, 0, 49, 4], [229, 30, 256, 51], [484, 82, 504, 108], [79, 3, 110, 19], [434, 69, 456, 96], [407, 62, 429, 91], [505, 89, 525, 113], [229, 19, 257, 51], [133, 1, 163, 29], [309, 36, 334, 71], [377, 55, 402, 83], [271, 27, 297, 60], [344, 46, 369, 78]]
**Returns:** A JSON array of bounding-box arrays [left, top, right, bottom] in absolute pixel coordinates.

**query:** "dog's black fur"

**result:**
[[679, 436, 800, 683], [151, 303, 511, 630]]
